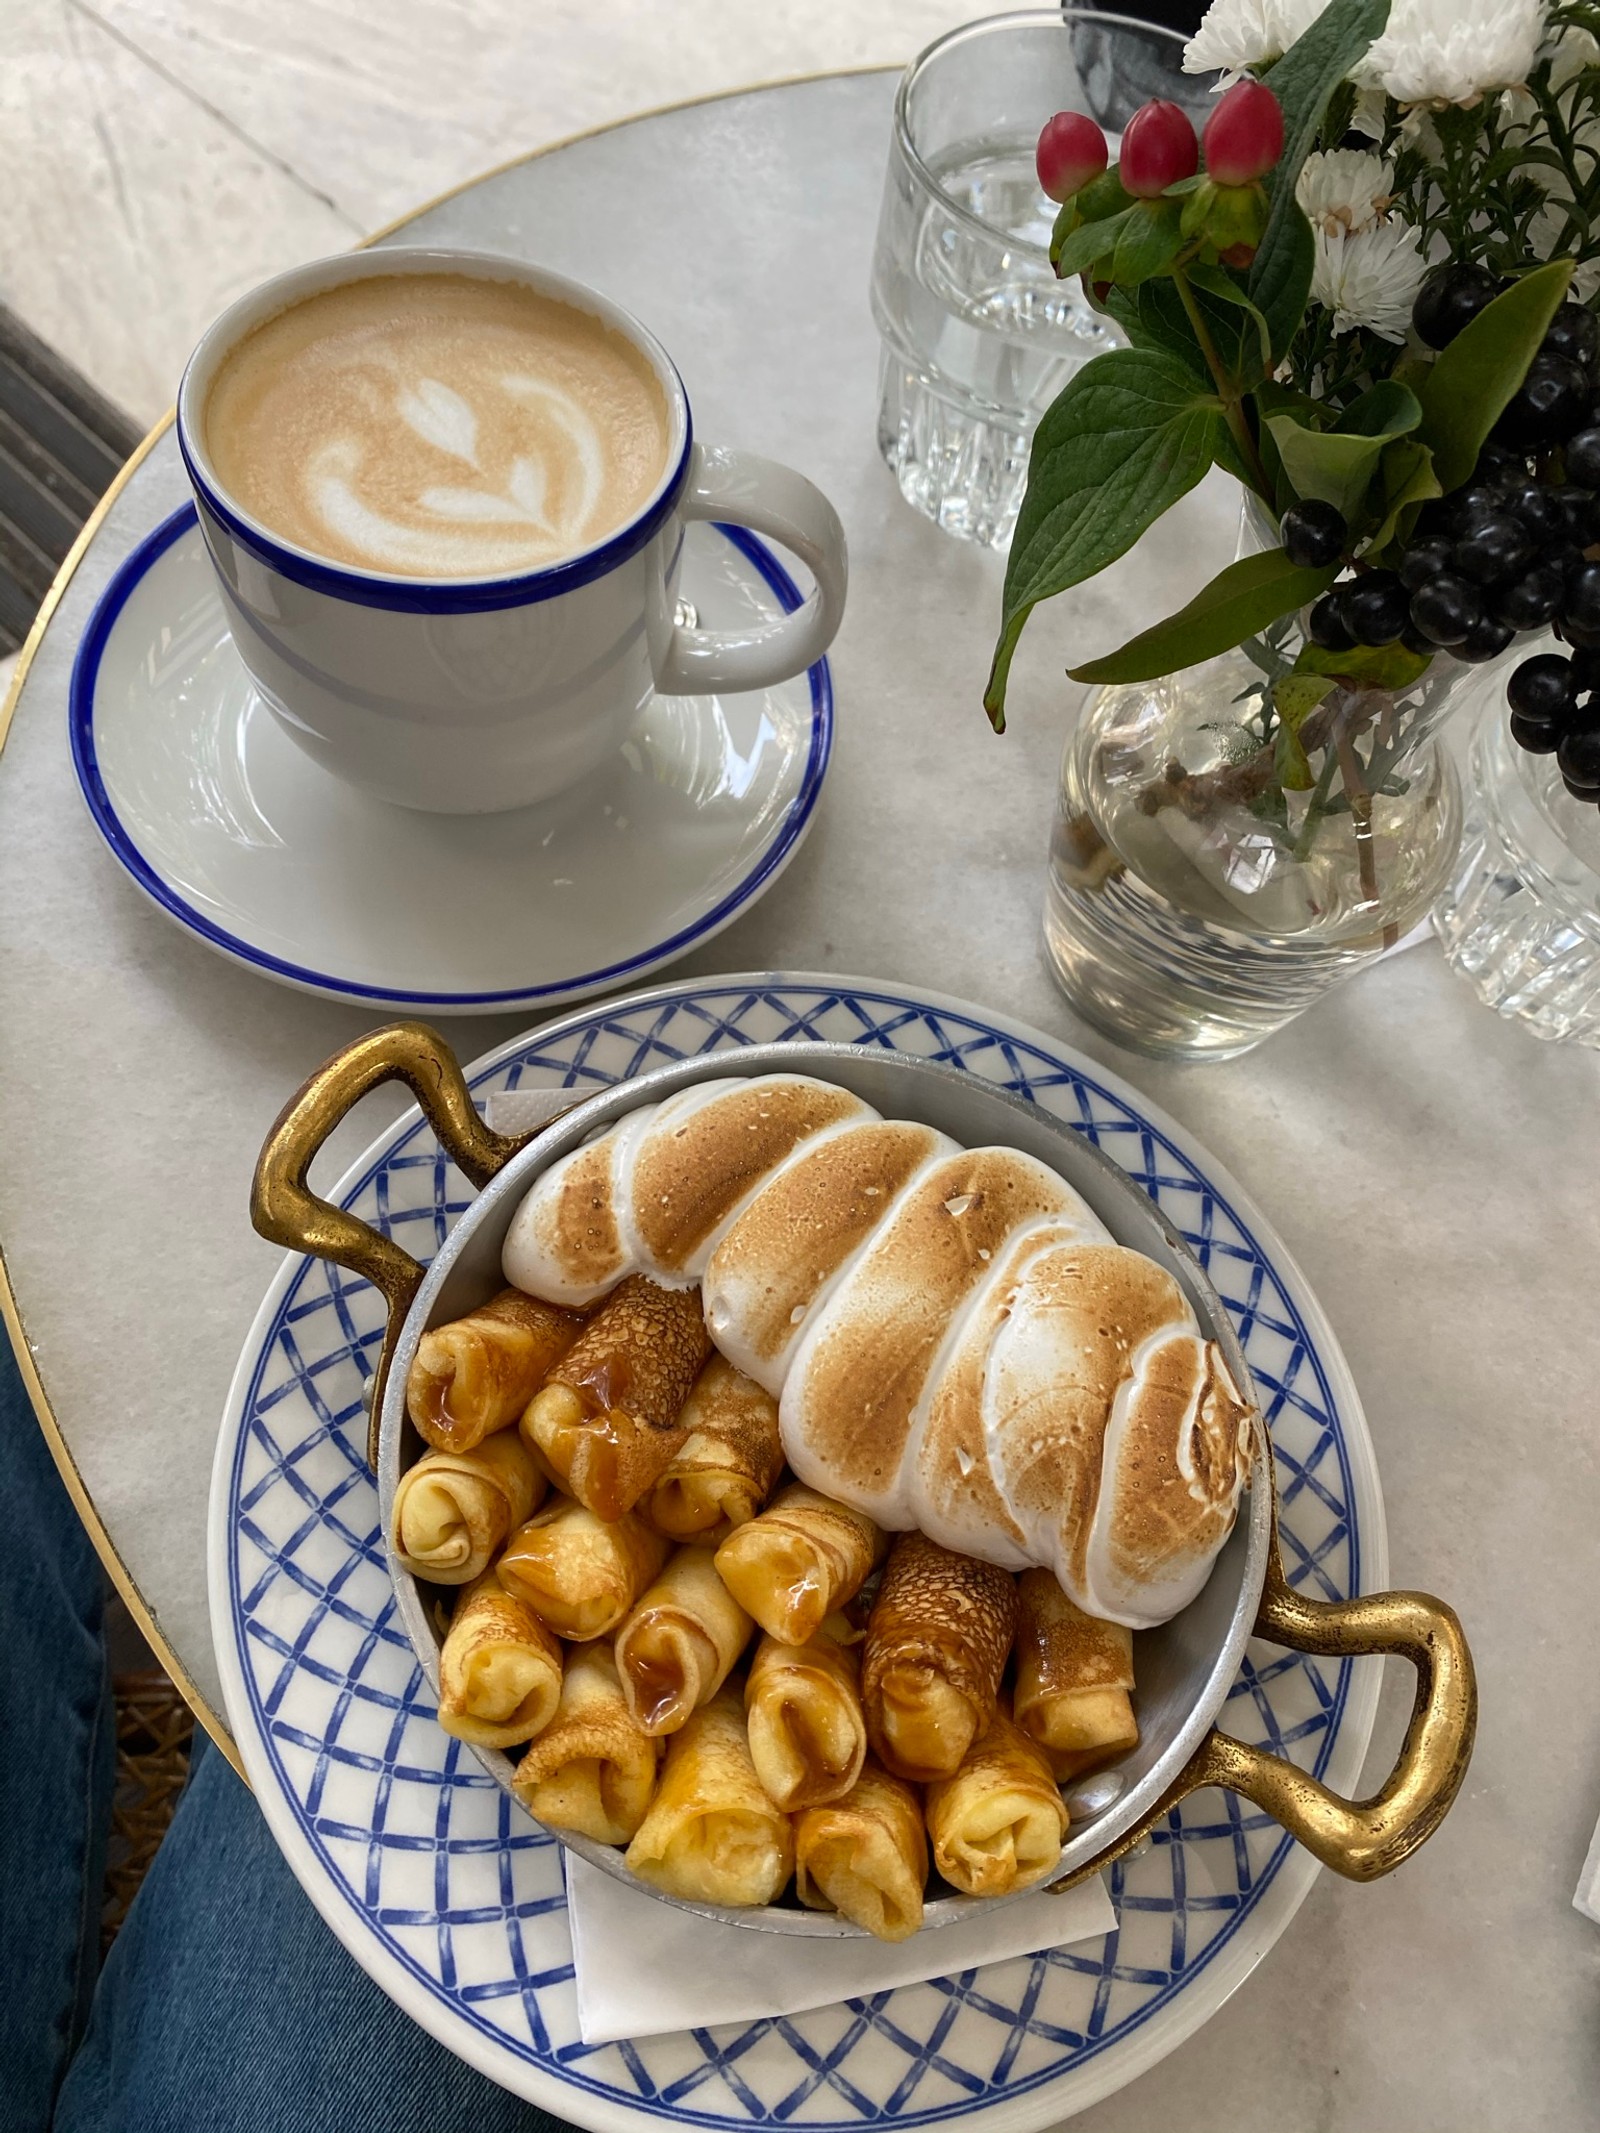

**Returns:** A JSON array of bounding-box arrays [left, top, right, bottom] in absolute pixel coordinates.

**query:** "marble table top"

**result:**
[[0, 70, 1596, 2133]]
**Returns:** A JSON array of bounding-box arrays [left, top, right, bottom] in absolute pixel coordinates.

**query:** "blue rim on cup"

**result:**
[[171, 245, 849, 815], [175, 247, 696, 616]]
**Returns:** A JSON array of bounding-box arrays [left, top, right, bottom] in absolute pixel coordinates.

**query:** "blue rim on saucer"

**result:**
[[211, 975, 1386, 2132], [68, 505, 832, 1011]]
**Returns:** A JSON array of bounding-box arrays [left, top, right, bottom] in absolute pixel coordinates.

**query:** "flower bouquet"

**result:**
[[992, 0, 1600, 1056]]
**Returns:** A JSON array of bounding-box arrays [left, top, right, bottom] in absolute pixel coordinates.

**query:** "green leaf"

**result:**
[[1277, 674, 1335, 722], [1184, 178, 1271, 257], [1250, 210, 1316, 366], [1273, 674, 1333, 790], [1266, 381, 1419, 526], [1363, 437, 1442, 559], [1054, 207, 1135, 279], [1295, 639, 1433, 689], [1066, 547, 1339, 686], [1253, 379, 1323, 510], [1106, 275, 1267, 391], [1416, 260, 1576, 490], [1332, 380, 1422, 438], [1112, 198, 1186, 286], [1097, 284, 1207, 377], [1249, 0, 1392, 358], [1186, 262, 1272, 377], [1049, 172, 1137, 274], [986, 350, 1231, 726], [1075, 168, 1134, 222]]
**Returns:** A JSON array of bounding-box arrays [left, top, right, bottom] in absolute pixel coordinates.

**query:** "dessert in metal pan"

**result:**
[[504, 1073, 1254, 1626], [388, 1072, 1258, 1939]]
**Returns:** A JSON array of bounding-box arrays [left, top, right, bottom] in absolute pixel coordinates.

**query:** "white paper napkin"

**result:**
[[1575, 1811, 1600, 1925], [565, 1854, 1115, 2045]]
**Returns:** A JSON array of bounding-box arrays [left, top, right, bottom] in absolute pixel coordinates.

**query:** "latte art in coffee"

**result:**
[[203, 275, 671, 578]]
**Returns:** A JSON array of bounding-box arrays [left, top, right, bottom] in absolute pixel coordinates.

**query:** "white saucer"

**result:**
[[70, 507, 832, 1013]]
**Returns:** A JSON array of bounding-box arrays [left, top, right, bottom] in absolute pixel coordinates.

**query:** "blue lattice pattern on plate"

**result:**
[[227, 982, 1359, 2125]]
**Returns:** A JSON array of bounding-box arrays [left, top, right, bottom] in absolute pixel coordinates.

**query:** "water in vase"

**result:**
[[1044, 655, 1467, 1060]]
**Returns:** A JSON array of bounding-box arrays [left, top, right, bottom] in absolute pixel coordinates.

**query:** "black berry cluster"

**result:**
[[1506, 652, 1600, 800], [1278, 270, 1600, 809]]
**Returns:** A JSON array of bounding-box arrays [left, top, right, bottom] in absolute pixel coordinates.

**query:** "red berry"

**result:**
[[1117, 100, 1199, 199], [1201, 80, 1284, 187], [1035, 111, 1109, 204]]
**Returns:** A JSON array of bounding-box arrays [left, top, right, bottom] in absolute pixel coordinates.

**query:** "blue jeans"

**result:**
[[0, 1327, 569, 2133]]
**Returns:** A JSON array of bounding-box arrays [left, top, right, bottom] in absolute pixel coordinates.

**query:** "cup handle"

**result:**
[[1049, 1520, 1477, 1891], [653, 441, 848, 694], [250, 1021, 537, 1470]]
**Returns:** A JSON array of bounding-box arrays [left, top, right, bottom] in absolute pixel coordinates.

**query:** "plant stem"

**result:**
[[1171, 263, 1274, 501], [1292, 738, 1343, 861], [1333, 713, 1394, 947]]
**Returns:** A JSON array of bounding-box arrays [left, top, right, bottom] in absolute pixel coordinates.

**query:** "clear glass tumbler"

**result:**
[[869, 8, 1213, 549], [1433, 679, 1600, 1045]]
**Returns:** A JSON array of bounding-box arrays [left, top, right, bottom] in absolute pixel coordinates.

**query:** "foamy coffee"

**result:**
[[203, 273, 671, 578]]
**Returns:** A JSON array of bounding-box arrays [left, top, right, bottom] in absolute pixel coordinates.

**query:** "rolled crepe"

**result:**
[[522, 1275, 711, 1520], [391, 1432, 543, 1586], [641, 1355, 784, 1543], [861, 1534, 1017, 1782], [615, 1547, 752, 1736], [497, 1498, 669, 1641], [1013, 1569, 1139, 1762], [925, 1703, 1068, 1897], [437, 1571, 564, 1748], [624, 1686, 794, 1908], [714, 1483, 884, 1646], [512, 1642, 660, 1845], [406, 1288, 585, 1453], [745, 1625, 867, 1811], [795, 1758, 927, 1942]]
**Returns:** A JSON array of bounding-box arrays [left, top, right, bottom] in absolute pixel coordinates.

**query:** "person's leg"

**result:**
[[0, 1326, 114, 2133], [56, 1732, 573, 2133]]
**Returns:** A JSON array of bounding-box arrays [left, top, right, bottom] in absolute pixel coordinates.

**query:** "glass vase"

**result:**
[[1433, 666, 1600, 1045], [1043, 510, 1480, 1059]]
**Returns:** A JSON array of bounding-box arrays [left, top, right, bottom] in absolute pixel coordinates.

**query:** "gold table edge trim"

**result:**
[[0, 63, 895, 1779]]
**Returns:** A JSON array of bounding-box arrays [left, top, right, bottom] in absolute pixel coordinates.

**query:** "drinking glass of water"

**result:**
[[1434, 682, 1600, 1047], [871, 8, 1212, 549]]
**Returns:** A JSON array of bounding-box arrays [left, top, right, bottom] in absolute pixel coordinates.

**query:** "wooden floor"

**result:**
[[0, 306, 139, 654]]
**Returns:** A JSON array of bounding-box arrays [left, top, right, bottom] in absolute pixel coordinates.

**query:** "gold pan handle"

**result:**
[[250, 1021, 533, 1469], [1054, 1525, 1476, 1890]]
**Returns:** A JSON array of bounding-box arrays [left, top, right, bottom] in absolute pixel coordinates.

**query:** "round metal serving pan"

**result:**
[[374, 1040, 1273, 1936]]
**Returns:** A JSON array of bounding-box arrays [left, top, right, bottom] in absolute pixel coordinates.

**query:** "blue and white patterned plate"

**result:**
[[210, 975, 1385, 2129]]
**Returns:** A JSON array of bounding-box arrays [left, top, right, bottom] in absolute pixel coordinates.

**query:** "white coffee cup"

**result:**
[[176, 247, 848, 816]]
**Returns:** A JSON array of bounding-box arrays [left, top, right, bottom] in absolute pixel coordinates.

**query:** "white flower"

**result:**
[[1355, 0, 1546, 106], [1541, 20, 1599, 94], [1183, 0, 1330, 78], [1296, 149, 1394, 235], [1346, 84, 1389, 139], [1530, 198, 1600, 299], [1310, 219, 1429, 339]]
